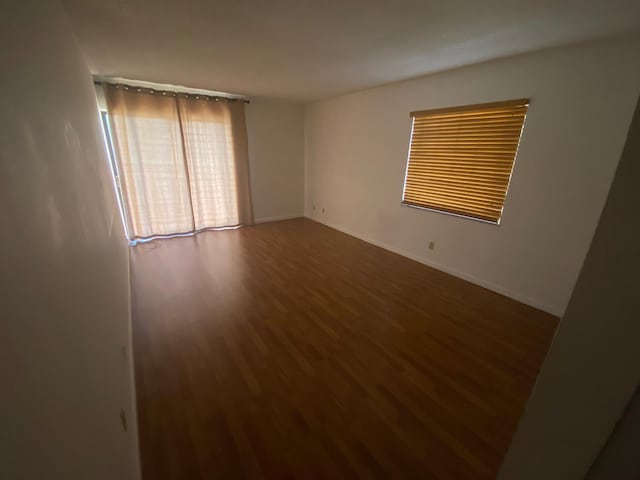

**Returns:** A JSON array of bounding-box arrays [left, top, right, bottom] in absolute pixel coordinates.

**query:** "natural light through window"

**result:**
[[402, 99, 529, 224]]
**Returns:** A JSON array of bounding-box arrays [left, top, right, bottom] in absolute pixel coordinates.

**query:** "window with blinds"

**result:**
[[402, 98, 529, 224]]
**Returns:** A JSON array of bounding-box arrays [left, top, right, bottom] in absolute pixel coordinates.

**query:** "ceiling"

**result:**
[[62, 0, 640, 102]]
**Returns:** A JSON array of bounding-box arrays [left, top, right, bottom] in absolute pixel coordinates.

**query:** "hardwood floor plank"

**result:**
[[131, 218, 557, 479]]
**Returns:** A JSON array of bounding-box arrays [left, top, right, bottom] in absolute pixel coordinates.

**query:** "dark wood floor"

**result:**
[[130, 218, 557, 479]]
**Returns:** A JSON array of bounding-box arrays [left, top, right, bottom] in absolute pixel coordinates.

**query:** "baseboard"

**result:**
[[305, 215, 563, 317], [254, 214, 303, 224]]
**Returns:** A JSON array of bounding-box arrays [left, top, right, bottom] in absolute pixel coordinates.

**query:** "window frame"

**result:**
[[401, 98, 529, 225]]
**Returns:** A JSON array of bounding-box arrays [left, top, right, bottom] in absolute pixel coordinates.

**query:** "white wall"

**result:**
[[0, 2, 139, 479], [498, 94, 640, 480], [304, 36, 640, 316], [246, 98, 305, 222], [588, 388, 640, 479]]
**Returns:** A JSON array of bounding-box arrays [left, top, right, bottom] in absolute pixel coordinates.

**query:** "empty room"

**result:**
[[2, 1, 640, 479]]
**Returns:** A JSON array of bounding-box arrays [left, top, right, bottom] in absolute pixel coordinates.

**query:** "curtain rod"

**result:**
[[93, 80, 250, 104]]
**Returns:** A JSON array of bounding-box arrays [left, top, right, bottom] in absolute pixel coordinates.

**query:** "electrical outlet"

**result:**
[[120, 408, 128, 432], [428, 241, 435, 250], [322, 207, 325, 213], [312, 204, 316, 211]]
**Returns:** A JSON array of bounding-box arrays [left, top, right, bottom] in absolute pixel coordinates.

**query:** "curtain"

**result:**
[[105, 84, 253, 239]]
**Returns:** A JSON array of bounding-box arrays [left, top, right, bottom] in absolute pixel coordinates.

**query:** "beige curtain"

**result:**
[[105, 84, 253, 239]]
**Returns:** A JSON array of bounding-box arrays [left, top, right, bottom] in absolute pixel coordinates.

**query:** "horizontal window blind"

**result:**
[[402, 98, 529, 223]]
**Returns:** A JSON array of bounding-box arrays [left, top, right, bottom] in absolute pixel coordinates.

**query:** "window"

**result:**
[[402, 98, 529, 224], [99, 82, 254, 241], [99, 110, 132, 238]]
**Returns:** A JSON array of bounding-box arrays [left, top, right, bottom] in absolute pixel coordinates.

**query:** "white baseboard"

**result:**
[[305, 215, 563, 317], [254, 214, 303, 224]]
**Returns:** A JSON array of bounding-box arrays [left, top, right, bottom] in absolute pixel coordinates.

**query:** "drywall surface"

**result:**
[[246, 98, 305, 222], [62, 0, 640, 101], [0, 2, 140, 479], [304, 36, 640, 315], [498, 96, 640, 478], [587, 388, 640, 479]]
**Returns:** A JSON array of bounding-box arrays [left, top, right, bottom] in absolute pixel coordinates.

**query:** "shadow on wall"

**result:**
[[498, 96, 640, 479], [0, 2, 140, 479]]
